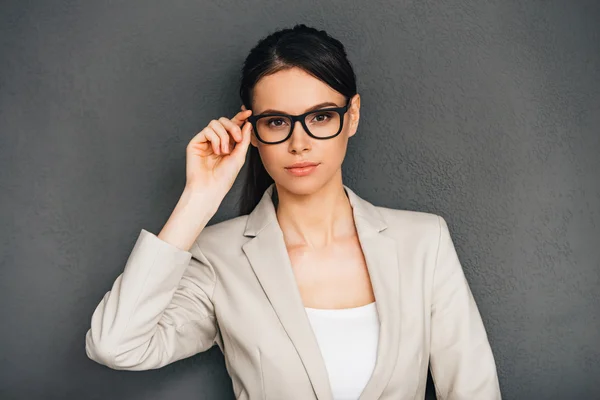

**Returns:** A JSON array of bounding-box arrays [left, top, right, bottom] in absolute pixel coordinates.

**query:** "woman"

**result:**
[[85, 24, 501, 400]]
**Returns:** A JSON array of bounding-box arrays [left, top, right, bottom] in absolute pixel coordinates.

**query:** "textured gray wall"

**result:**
[[1, 1, 599, 399]]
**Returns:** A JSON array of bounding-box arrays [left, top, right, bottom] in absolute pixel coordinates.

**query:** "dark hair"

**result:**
[[237, 24, 358, 216]]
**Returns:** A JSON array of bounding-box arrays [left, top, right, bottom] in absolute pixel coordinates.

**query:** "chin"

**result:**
[[275, 175, 333, 197]]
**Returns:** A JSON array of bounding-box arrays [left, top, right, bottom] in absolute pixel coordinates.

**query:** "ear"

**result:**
[[347, 93, 361, 138], [240, 104, 258, 146], [249, 126, 259, 148]]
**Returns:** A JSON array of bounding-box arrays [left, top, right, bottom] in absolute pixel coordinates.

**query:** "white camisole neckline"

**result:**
[[304, 301, 380, 400]]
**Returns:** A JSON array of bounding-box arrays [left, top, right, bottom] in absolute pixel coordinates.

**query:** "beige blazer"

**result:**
[[85, 183, 502, 400]]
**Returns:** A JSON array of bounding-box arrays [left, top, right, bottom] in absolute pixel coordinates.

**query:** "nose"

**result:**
[[288, 119, 311, 152]]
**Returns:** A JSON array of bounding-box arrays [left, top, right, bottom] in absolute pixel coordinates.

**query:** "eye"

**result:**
[[311, 112, 334, 123], [266, 117, 288, 127]]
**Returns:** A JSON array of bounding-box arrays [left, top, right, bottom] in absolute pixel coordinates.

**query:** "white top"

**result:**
[[304, 302, 380, 400]]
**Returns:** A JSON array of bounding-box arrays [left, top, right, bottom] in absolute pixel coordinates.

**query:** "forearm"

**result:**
[[158, 187, 221, 252]]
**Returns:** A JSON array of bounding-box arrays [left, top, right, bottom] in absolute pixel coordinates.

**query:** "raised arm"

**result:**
[[429, 216, 502, 399], [85, 105, 254, 370]]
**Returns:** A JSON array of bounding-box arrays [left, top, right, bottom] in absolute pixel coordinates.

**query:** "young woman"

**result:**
[[85, 24, 501, 400]]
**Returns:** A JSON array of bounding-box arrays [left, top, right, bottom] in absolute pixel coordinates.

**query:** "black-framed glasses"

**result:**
[[247, 97, 351, 144]]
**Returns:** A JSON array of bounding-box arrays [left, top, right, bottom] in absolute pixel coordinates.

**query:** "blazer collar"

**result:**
[[242, 183, 401, 400]]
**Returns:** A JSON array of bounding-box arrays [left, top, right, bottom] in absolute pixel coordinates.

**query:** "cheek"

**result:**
[[257, 146, 284, 175], [328, 135, 350, 162]]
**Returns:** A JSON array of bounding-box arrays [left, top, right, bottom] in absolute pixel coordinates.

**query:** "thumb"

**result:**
[[230, 121, 252, 162]]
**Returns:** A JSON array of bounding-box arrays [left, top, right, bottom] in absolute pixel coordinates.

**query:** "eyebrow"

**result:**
[[256, 101, 341, 115]]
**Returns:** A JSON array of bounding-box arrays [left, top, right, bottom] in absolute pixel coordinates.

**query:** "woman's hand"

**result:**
[[185, 107, 253, 196]]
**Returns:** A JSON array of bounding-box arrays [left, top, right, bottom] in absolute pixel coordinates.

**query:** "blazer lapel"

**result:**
[[242, 183, 401, 400]]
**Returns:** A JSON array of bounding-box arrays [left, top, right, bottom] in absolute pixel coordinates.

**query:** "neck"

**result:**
[[273, 174, 356, 250]]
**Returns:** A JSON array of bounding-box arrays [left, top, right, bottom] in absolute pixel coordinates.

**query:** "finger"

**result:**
[[202, 129, 221, 155], [190, 127, 217, 153], [231, 109, 252, 126], [208, 119, 231, 154], [230, 121, 252, 159], [218, 117, 243, 143]]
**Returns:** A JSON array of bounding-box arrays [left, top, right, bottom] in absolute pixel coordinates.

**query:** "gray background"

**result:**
[[1, 1, 599, 399]]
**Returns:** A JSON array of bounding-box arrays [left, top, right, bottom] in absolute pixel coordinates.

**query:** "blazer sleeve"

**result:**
[[85, 228, 219, 370], [429, 216, 502, 399]]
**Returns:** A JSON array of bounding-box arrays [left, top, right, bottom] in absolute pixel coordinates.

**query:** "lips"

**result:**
[[285, 163, 319, 177], [286, 161, 320, 169]]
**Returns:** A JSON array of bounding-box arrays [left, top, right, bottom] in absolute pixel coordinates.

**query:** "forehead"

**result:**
[[252, 67, 345, 114]]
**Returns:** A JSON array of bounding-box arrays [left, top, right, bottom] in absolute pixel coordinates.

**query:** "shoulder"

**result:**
[[374, 204, 446, 238], [193, 214, 250, 250], [369, 204, 454, 259]]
